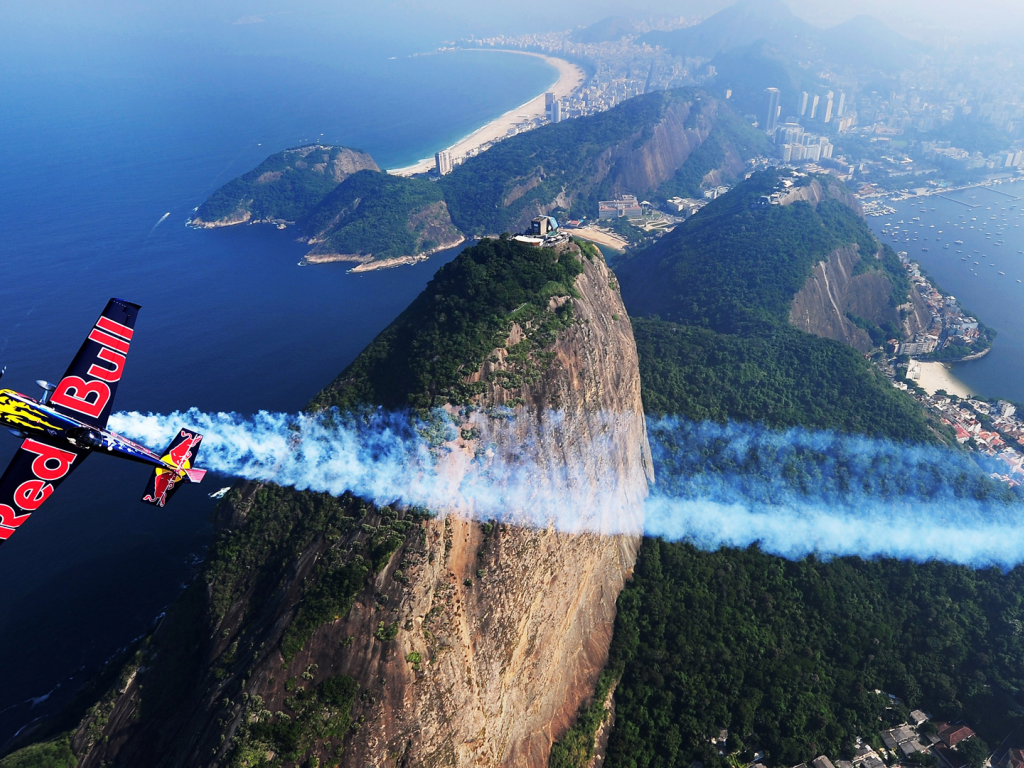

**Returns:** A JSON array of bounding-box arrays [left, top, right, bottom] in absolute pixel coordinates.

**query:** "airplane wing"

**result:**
[[0, 438, 87, 543], [48, 299, 141, 430]]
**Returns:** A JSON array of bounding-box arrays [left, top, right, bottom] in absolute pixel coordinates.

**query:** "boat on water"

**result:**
[[999, 271, 1006, 275]]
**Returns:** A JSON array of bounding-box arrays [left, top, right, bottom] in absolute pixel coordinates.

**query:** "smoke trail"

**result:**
[[644, 418, 1024, 568], [107, 409, 1024, 568], [109, 407, 641, 535]]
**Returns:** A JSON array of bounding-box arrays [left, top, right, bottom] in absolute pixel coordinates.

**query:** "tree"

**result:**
[[957, 737, 989, 768]]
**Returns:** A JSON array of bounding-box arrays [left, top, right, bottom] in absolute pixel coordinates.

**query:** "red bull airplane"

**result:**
[[0, 299, 207, 544]]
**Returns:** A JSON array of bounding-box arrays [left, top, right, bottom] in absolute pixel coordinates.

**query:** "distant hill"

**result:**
[[572, 16, 637, 44], [299, 170, 463, 269], [617, 171, 874, 332], [826, 15, 924, 73], [642, 0, 923, 76], [710, 41, 824, 122], [615, 169, 938, 442], [441, 87, 772, 235], [642, 0, 814, 61], [192, 145, 378, 227]]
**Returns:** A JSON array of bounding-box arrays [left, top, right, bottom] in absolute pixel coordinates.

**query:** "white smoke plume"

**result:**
[[109, 407, 642, 535], [107, 409, 1024, 568]]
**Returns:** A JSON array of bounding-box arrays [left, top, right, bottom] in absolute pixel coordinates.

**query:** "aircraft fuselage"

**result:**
[[0, 388, 173, 471]]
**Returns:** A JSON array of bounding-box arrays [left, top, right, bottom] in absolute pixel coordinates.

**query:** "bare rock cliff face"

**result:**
[[785, 180, 929, 352], [322, 147, 381, 183], [789, 245, 925, 352], [600, 100, 712, 198], [780, 177, 860, 211], [505, 98, 727, 232], [288, 253, 652, 768], [68, 251, 651, 768]]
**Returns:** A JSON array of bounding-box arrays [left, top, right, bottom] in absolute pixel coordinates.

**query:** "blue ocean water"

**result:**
[[0, 37, 556, 741], [865, 183, 1024, 403]]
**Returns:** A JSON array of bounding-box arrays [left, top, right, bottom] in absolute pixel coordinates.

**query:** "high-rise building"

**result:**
[[435, 149, 453, 177], [799, 91, 809, 116], [824, 91, 834, 123], [836, 91, 846, 117], [810, 94, 820, 120], [551, 100, 563, 123], [764, 87, 781, 133], [776, 122, 803, 145], [545, 92, 555, 116]]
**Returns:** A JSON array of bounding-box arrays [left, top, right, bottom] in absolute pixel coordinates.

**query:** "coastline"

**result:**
[[907, 360, 975, 398], [298, 235, 468, 270], [388, 49, 585, 177]]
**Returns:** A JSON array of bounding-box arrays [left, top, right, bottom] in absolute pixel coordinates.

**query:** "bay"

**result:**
[[866, 182, 1024, 404]]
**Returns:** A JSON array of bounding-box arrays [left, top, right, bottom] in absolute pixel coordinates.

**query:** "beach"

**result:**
[[907, 360, 975, 398], [571, 225, 629, 251], [388, 49, 585, 177]]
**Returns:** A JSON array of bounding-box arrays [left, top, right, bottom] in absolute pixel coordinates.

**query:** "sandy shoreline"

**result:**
[[571, 225, 629, 251], [907, 360, 975, 398], [298, 236, 468, 271], [388, 49, 585, 177]]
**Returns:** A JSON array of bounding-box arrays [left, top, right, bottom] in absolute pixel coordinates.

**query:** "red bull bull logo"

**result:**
[[142, 430, 202, 507], [50, 314, 134, 421]]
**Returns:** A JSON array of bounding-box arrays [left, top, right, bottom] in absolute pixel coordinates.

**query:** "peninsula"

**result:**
[[190, 86, 769, 270], [387, 50, 585, 177]]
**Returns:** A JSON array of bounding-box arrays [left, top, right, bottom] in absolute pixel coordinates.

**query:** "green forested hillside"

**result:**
[[605, 543, 1024, 768], [312, 237, 584, 411], [617, 171, 878, 332], [633, 319, 935, 442], [441, 88, 769, 235], [301, 170, 461, 261], [656, 108, 773, 200], [561, 171, 1023, 768], [194, 145, 377, 224]]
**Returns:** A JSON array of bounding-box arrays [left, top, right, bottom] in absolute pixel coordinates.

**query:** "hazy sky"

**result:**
[[3, 0, 1023, 61]]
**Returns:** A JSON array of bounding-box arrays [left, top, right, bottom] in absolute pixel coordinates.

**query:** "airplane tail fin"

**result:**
[[140, 428, 204, 507]]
